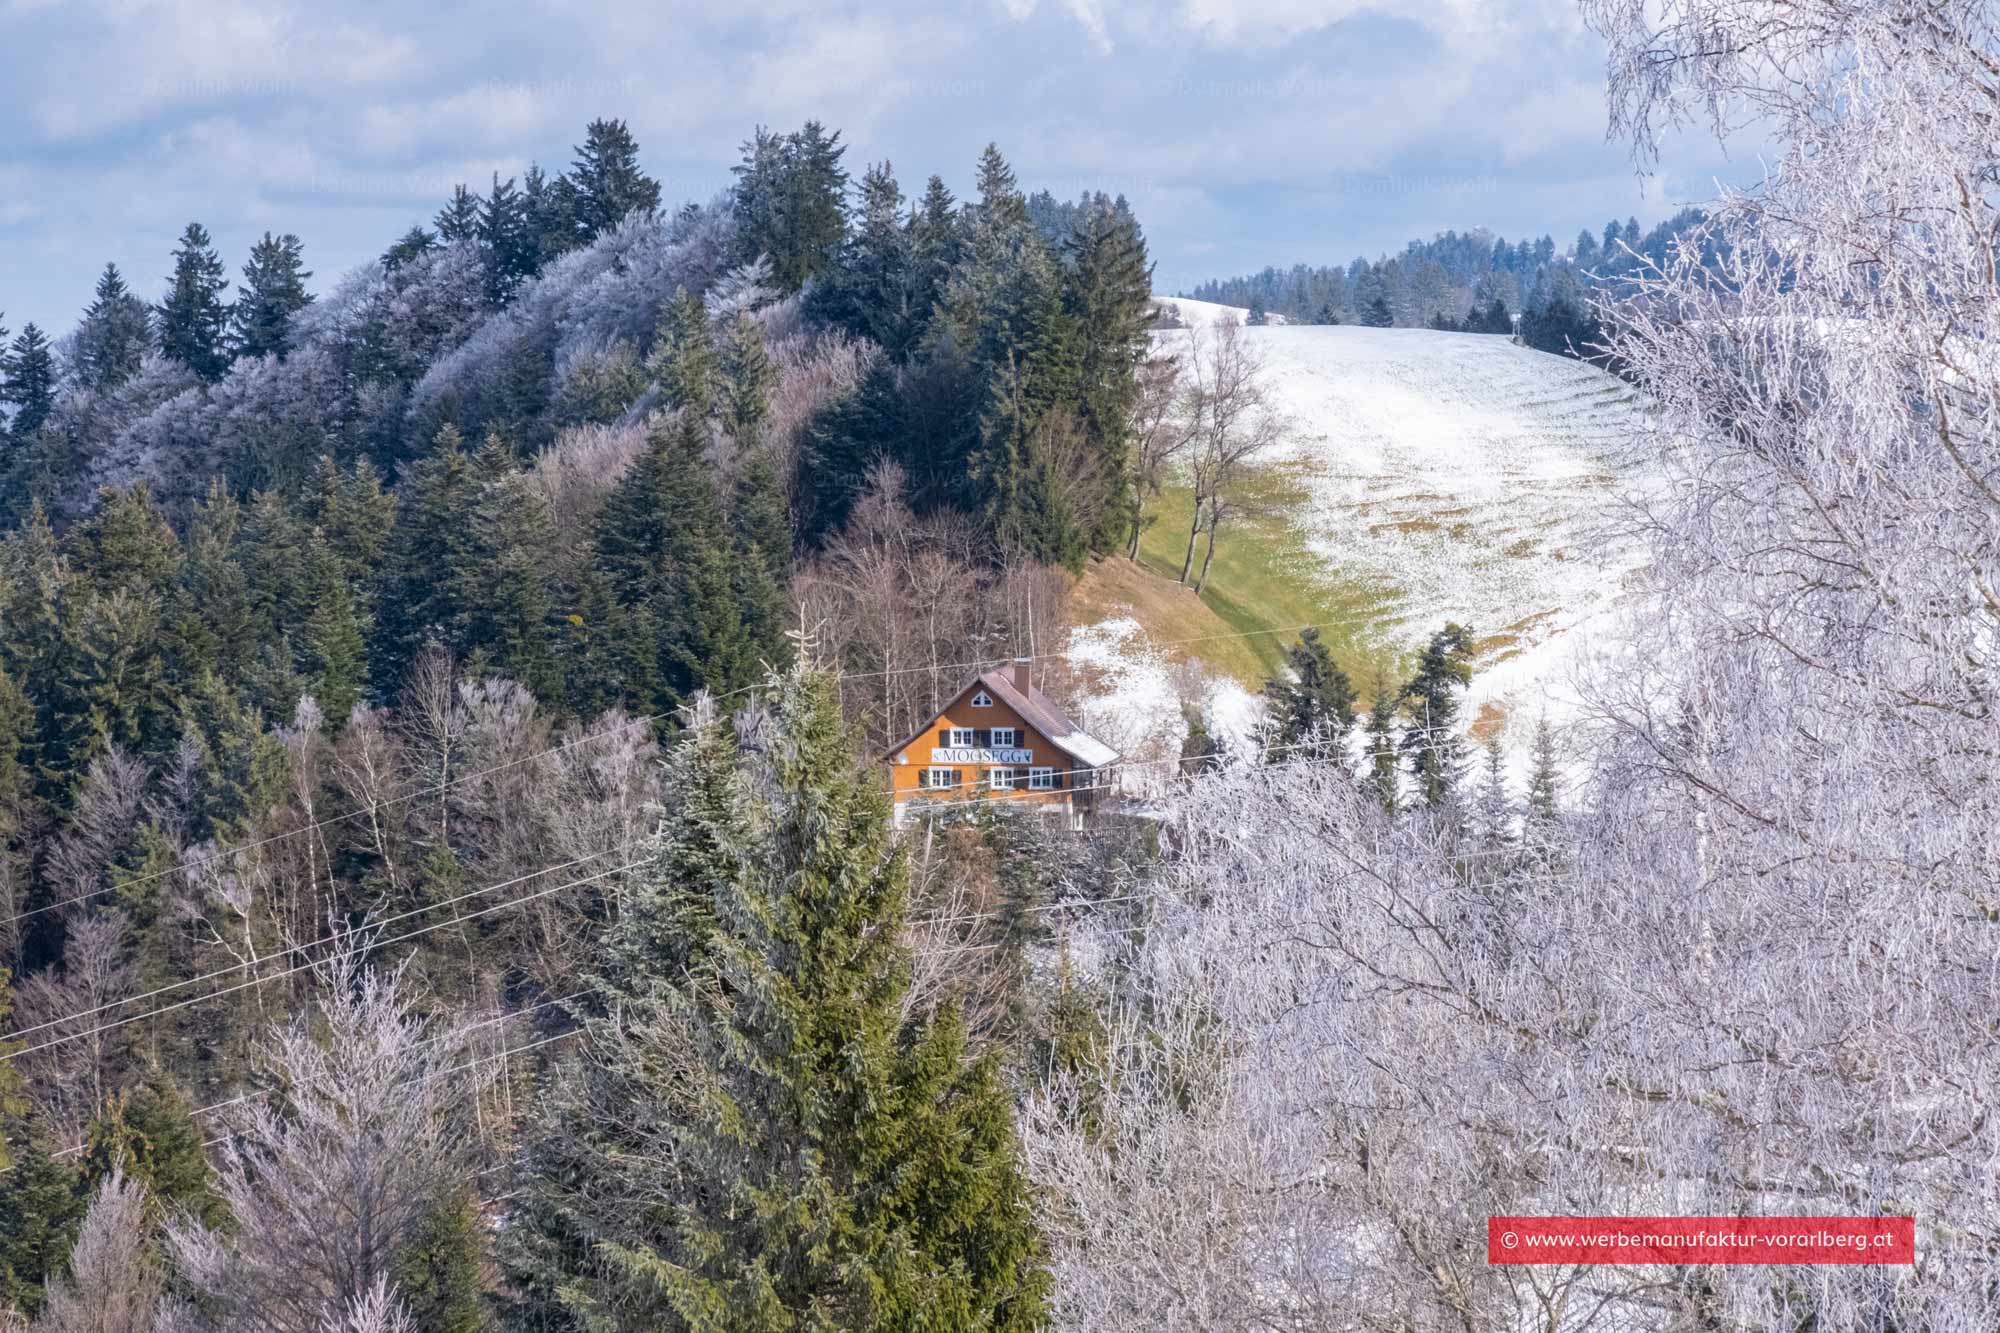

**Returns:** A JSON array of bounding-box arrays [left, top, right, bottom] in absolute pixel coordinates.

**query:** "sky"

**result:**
[[0, 0, 1754, 337]]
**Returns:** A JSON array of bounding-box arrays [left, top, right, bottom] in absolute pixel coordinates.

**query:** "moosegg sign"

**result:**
[[931, 746, 1034, 765]]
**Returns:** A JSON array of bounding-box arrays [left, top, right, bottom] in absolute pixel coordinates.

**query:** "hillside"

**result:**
[[1074, 294, 1650, 755]]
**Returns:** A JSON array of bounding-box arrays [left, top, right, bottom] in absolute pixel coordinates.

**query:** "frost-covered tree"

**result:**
[[73, 265, 154, 392]]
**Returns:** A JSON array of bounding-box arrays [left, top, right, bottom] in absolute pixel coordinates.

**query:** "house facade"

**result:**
[[885, 659, 1119, 823]]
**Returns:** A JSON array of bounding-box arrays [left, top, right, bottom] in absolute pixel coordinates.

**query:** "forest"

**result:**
[[3, 0, 1999, 1323]]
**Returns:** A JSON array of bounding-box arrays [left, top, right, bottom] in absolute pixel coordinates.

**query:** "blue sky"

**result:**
[[0, 0, 1750, 336]]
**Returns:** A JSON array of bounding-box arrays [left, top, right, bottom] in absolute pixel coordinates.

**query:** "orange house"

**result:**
[[884, 658, 1119, 824]]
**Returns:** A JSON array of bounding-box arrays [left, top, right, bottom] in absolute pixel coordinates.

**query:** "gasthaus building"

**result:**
[[884, 658, 1119, 825]]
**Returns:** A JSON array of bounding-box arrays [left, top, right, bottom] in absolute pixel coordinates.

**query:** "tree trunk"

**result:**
[[1194, 515, 1220, 595], [1178, 500, 1202, 584]]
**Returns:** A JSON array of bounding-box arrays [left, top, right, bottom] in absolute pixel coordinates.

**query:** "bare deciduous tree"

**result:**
[[1167, 317, 1283, 593], [31, 1171, 165, 1333]]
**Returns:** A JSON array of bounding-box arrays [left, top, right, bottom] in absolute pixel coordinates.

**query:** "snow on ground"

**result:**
[[1066, 618, 1268, 794], [1075, 305, 1655, 789]]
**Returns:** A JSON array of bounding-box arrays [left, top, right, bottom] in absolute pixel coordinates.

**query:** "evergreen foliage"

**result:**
[[1399, 623, 1475, 807], [3, 324, 56, 444], [156, 222, 231, 380], [1263, 628, 1357, 763], [72, 265, 153, 392], [231, 232, 314, 361], [730, 122, 850, 294], [570, 118, 662, 243]]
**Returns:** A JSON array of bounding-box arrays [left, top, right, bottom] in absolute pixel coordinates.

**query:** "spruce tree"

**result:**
[[523, 162, 580, 265], [298, 529, 369, 723], [1399, 623, 1475, 808], [570, 118, 661, 242], [435, 184, 483, 245], [73, 264, 153, 391], [592, 414, 756, 708], [809, 161, 917, 355], [719, 313, 776, 444], [1263, 627, 1357, 763], [77, 1072, 224, 1228], [730, 444, 793, 675], [156, 222, 230, 380], [975, 143, 1027, 228], [480, 172, 536, 305], [650, 291, 721, 419], [456, 437, 564, 703], [382, 225, 439, 272], [393, 1187, 488, 1333], [1366, 673, 1400, 812], [1362, 294, 1395, 328], [590, 666, 1049, 1329], [230, 231, 313, 360], [0, 1136, 85, 1317], [730, 122, 849, 293], [374, 424, 477, 691], [2, 324, 55, 444], [1527, 713, 1559, 828], [1064, 196, 1153, 556]]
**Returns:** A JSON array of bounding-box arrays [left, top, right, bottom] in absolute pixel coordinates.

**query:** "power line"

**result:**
[[4, 860, 646, 1064], [10, 621, 1326, 927]]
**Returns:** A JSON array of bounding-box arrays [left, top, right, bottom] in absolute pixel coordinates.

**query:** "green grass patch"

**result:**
[[1129, 461, 1408, 687]]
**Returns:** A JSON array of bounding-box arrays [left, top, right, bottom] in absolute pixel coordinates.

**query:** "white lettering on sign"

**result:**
[[932, 746, 1034, 765]]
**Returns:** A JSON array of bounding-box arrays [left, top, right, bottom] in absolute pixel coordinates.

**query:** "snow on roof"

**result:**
[[880, 666, 1122, 770]]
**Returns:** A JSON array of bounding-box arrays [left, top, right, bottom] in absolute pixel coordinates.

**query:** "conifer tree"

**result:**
[[230, 231, 313, 361], [77, 1072, 223, 1229], [156, 222, 230, 380], [374, 424, 477, 691], [730, 444, 793, 675], [73, 264, 153, 391], [1526, 713, 1559, 828], [1361, 294, 1394, 328], [382, 225, 438, 272], [0, 1136, 85, 1317], [1366, 673, 1399, 812], [522, 162, 580, 265], [1065, 196, 1153, 555], [975, 143, 1028, 228], [2, 324, 55, 444], [1263, 627, 1357, 763], [479, 172, 536, 305], [1476, 738, 1513, 845], [393, 1187, 488, 1333], [730, 122, 849, 293], [570, 118, 661, 242], [592, 414, 756, 708], [649, 291, 720, 419], [719, 313, 776, 444], [434, 185, 483, 245], [456, 438, 564, 702], [298, 529, 369, 723], [588, 667, 1049, 1329], [1399, 622, 1475, 808]]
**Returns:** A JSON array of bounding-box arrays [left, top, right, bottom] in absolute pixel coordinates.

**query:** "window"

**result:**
[[988, 767, 1015, 790], [989, 727, 1020, 748], [919, 767, 962, 790], [946, 727, 977, 748], [1029, 767, 1060, 791], [969, 690, 993, 708]]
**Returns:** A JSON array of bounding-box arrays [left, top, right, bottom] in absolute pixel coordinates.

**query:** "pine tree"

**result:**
[[434, 185, 483, 245], [587, 666, 1049, 1329], [156, 222, 230, 380], [570, 118, 661, 242], [479, 172, 535, 305], [230, 231, 313, 360], [650, 290, 720, 419], [1263, 627, 1357, 764], [73, 264, 153, 391], [2, 324, 55, 444], [1361, 295, 1394, 328], [1399, 623, 1475, 808]]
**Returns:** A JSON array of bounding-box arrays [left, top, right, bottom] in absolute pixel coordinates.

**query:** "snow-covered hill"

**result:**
[[1082, 295, 1651, 766]]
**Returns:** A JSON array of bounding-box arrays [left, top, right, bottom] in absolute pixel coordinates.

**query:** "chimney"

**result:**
[[1012, 656, 1032, 694]]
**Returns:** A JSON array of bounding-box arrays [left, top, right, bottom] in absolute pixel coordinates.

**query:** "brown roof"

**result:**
[[881, 667, 1121, 768]]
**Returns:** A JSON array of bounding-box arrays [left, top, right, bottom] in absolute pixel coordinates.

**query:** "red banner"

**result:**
[[1488, 1216, 1915, 1265]]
